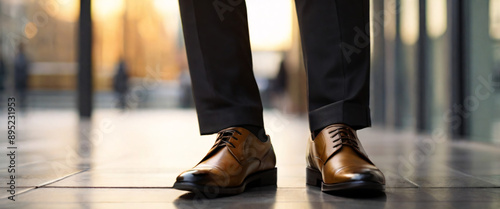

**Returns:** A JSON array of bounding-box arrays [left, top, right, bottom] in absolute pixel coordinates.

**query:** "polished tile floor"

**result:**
[[0, 109, 499, 208]]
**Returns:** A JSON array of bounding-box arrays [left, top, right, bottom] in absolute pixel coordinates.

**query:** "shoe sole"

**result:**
[[306, 167, 385, 192], [173, 168, 277, 196]]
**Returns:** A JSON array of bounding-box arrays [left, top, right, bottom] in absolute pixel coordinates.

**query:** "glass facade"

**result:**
[[466, 0, 500, 143], [372, 0, 500, 144]]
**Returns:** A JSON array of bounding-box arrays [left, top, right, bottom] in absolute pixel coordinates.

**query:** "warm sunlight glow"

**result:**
[[93, 0, 125, 19], [426, 0, 447, 39], [247, 0, 293, 51], [153, 0, 181, 37], [400, 0, 419, 45], [153, 0, 179, 15], [55, 0, 79, 21]]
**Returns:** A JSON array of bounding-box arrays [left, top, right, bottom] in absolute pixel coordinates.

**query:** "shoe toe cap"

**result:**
[[176, 167, 230, 186], [334, 166, 385, 184]]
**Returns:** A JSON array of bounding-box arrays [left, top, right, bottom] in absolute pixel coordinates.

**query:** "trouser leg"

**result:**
[[295, 0, 372, 131], [178, 0, 264, 135]]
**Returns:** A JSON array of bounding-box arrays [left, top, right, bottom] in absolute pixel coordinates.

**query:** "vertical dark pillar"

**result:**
[[78, 0, 93, 118], [449, 0, 466, 138], [416, 0, 427, 132]]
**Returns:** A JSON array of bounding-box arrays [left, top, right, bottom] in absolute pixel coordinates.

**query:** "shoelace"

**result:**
[[213, 129, 242, 148], [329, 127, 358, 148]]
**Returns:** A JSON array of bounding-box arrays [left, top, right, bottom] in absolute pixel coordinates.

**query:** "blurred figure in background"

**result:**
[[177, 51, 193, 108], [270, 57, 288, 109], [272, 59, 288, 95], [14, 43, 30, 109], [494, 65, 500, 89], [178, 69, 193, 108], [0, 51, 5, 98], [113, 57, 129, 110]]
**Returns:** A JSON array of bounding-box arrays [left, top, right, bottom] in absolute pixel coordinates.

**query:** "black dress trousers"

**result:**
[[178, 0, 371, 135]]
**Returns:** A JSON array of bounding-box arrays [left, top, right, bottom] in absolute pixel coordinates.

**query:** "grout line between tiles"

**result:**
[[0, 169, 89, 200], [35, 168, 90, 189]]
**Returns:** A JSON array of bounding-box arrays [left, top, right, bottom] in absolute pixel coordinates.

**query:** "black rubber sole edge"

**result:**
[[306, 167, 385, 192], [173, 167, 277, 196]]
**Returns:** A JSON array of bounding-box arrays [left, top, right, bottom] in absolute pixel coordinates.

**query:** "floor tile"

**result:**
[[1, 109, 500, 208]]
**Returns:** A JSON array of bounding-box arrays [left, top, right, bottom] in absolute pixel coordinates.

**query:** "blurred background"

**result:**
[[0, 0, 499, 144]]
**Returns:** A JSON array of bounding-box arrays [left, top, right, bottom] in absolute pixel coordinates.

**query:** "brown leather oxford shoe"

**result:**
[[173, 127, 277, 195], [306, 124, 385, 192]]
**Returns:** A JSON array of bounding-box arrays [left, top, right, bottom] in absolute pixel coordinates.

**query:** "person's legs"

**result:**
[[295, 0, 371, 133], [295, 0, 385, 192], [174, 0, 276, 196], [178, 0, 264, 135]]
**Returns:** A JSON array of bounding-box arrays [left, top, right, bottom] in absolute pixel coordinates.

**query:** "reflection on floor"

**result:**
[[0, 109, 499, 208]]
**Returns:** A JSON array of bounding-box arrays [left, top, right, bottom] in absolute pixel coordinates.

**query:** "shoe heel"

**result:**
[[306, 167, 322, 187], [254, 168, 277, 187]]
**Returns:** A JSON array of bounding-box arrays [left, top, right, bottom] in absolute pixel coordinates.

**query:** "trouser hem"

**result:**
[[309, 101, 371, 132], [197, 107, 264, 135]]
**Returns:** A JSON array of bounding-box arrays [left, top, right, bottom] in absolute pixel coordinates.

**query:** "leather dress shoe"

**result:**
[[173, 127, 277, 195], [306, 124, 385, 191]]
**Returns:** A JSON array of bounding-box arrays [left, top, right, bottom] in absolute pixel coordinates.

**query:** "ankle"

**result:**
[[240, 125, 268, 142]]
